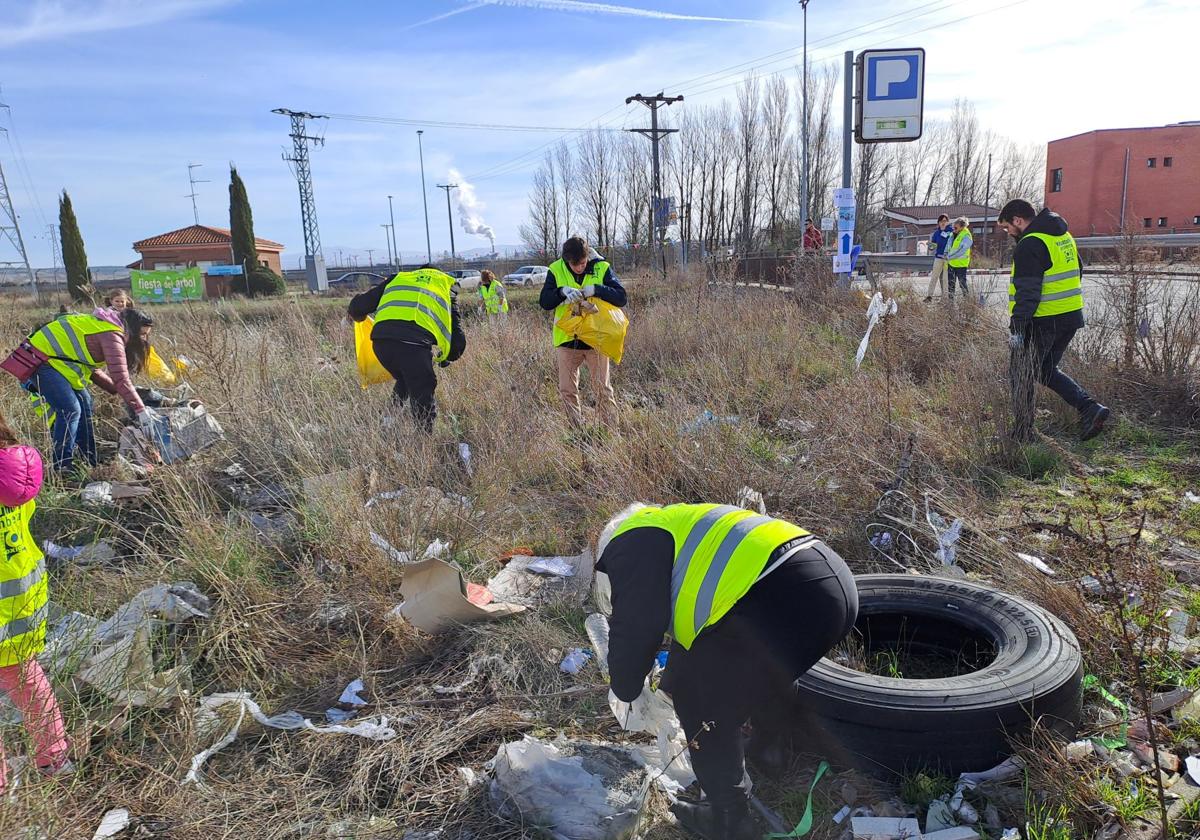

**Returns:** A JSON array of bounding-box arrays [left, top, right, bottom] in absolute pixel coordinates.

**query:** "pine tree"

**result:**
[[228, 166, 285, 297], [58, 190, 92, 303]]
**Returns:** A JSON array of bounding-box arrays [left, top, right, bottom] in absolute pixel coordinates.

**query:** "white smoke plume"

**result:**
[[448, 168, 496, 252]]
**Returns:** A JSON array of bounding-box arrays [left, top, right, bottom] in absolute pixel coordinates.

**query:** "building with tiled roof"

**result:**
[[129, 225, 285, 296], [882, 203, 1004, 256]]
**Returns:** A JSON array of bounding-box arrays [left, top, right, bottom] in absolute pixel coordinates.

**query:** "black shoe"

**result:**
[[1080, 404, 1111, 441], [671, 799, 758, 840]]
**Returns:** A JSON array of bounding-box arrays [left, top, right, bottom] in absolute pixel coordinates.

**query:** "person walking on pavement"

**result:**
[[21, 308, 159, 473], [539, 236, 627, 427], [0, 409, 71, 796], [998, 199, 1109, 441], [802, 218, 824, 253], [348, 265, 466, 433], [945, 216, 973, 301], [478, 269, 509, 316], [924, 213, 952, 301], [596, 503, 858, 840]]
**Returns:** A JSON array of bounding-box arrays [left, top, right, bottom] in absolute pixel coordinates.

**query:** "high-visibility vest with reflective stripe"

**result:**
[[28, 314, 122, 390], [611, 504, 811, 649], [480, 281, 508, 315], [0, 499, 48, 667], [549, 259, 610, 347], [1008, 231, 1083, 318], [947, 228, 972, 268], [373, 269, 454, 362]]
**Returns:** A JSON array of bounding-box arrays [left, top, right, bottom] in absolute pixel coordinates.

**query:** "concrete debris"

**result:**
[[391, 559, 524, 634], [486, 550, 594, 608], [81, 481, 152, 505], [488, 736, 650, 840], [850, 816, 920, 839], [91, 808, 130, 840], [182, 692, 404, 786], [922, 830, 980, 840], [42, 539, 117, 567]]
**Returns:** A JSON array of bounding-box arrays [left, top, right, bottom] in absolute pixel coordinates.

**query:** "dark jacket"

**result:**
[[348, 279, 466, 363], [930, 226, 951, 257], [538, 258, 628, 351], [1010, 208, 1084, 333]]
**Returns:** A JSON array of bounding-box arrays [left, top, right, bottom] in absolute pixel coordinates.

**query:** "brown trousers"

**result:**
[[556, 346, 617, 426]]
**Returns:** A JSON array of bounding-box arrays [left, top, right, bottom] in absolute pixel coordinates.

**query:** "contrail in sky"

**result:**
[[405, 0, 792, 31]]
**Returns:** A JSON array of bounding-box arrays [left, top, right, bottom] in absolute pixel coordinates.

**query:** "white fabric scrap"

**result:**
[[182, 692, 402, 786], [1015, 552, 1055, 576], [855, 292, 898, 370], [92, 808, 131, 840]]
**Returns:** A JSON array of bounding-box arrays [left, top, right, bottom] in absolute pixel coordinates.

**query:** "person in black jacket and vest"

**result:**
[[348, 265, 466, 433], [596, 502, 858, 840], [539, 237, 627, 426], [998, 199, 1108, 442]]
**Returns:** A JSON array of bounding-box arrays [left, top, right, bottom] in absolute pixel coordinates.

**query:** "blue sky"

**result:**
[[0, 0, 1194, 268]]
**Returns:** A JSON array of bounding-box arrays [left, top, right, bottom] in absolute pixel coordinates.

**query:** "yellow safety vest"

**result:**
[[549, 258, 610, 347], [28, 314, 122, 390], [373, 269, 454, 362], [480, 280, 508, 315], [947, 228, 972, 268], [0, 499, 48, 667], [611, 504, 811, 649], [1009, 231, 1083, 318]]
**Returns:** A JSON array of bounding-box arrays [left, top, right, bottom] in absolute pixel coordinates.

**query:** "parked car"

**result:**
[[503, 265, 550, 287], [328, 271, 388, 293], [445, 269, 482, 290]]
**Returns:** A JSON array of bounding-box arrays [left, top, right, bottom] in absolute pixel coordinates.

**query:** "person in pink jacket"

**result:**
[[0, 411, 70, 794], [24, 307, 158, 473]]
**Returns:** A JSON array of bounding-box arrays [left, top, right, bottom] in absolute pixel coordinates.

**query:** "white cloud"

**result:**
[[412, 0, 794, 29], [0, 0, 235, 47]]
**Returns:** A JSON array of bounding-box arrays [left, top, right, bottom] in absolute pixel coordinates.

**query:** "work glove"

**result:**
[[562, 287, 584, 304], [136, 407, 160, 433], [582, 284, 596, 298], [1007, 332, 1024, 350]]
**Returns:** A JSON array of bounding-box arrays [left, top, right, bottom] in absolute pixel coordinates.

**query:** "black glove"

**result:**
[[438, 360, 450, 368]]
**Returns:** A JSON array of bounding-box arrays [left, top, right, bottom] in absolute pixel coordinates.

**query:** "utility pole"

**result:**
[[437, 183, 458, 261], [366, 248, 375, 268], [417, 130, 432, 264], [382, 224, 394, 268], [272, 108, 329, 291], [799, 0, 811, 239], [186, 162, 209, 225], [387, 194, 399, 268], [626, 91, 683, 277], [45, 224, 60, 288], [0, 112, 36, 295], [981, 153, 993, 259]]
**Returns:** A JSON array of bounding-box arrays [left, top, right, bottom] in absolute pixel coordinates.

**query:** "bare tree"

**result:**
[[947, 98, 983, 204], [762, 75, 793, 248], [555, 141, 575, 242], [520, 154, 559, 256], [798, 61, 840, 227], [577, 129, 619, 250], [736, 74, 765, 253], [618, 132, 651, 256]]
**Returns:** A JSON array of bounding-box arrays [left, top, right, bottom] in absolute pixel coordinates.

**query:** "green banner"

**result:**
[[130, 268, 204, 303]]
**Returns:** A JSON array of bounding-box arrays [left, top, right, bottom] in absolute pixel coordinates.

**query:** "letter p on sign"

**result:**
[[868, 56, 919, 100]]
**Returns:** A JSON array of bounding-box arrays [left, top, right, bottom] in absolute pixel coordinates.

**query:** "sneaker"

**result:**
[[1080, 404, 1111, 441]]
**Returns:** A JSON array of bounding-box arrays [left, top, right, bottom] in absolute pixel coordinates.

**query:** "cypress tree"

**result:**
[[228, 166, 284, 297], [58, 190, 92, 303]]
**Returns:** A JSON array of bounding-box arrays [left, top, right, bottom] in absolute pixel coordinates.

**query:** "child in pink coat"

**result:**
[[0, 410, 69, 793]]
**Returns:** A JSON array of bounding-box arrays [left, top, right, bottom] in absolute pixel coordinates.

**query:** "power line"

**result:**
[[326, 113, 623, 133]]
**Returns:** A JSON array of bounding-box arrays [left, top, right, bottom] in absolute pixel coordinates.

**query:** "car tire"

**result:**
[[792, 574, 1083, 776]]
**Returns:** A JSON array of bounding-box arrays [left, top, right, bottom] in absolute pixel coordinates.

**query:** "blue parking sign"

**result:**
[[855, 48, 925, 142]]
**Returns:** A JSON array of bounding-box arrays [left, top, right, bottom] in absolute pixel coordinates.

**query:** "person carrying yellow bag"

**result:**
[[538, 237, 627, 426]]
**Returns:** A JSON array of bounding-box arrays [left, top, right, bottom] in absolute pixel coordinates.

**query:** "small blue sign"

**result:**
[[866, 55, 919, 101], [206, 264, 244, 276], [840, 233, 852, 256]]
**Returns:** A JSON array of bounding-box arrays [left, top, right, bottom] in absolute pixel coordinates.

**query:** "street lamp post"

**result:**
[[799, 0, 811, 244], [381, 224, 393, 267], [417, 130, 432, 264]]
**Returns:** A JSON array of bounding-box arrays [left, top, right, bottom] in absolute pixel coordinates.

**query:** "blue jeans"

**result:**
[[26, 365, 96, 471]]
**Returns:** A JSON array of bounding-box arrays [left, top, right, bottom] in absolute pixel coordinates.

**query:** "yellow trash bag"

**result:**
[[146, 346, 178, 387], [554, 298, 630, 364], [354, 317, 392, 389]]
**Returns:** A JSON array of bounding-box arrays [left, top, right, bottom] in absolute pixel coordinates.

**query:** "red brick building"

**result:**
[[130, 225, 285, 297], [1044, 122, 1200, 236]]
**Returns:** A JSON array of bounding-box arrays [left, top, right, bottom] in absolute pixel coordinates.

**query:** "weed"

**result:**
[[1024, 799, 1075, 840], [1096, 776, 1157, 822], [899, 771, 955, 809]]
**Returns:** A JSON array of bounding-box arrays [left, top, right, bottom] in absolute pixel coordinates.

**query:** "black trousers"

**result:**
[[372, 338, 437, 433], [947, 266, 968, 297], [664, 540, 858, 808]]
